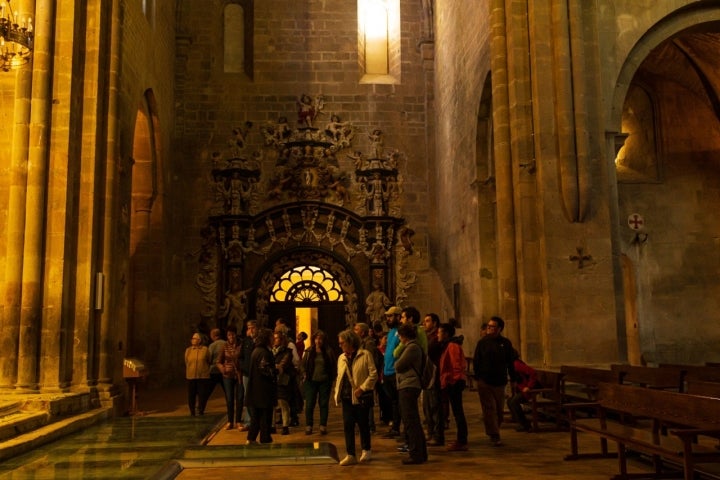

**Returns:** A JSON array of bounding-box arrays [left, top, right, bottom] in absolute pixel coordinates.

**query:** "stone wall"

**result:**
[[431, 0, 720, 366], [167, 0, 436, 383]]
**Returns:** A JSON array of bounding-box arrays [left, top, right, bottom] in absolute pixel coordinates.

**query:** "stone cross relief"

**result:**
[[569, 247, 593, 269]]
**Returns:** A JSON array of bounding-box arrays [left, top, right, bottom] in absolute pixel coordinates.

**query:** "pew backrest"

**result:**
[[597, 382, 720, 430]]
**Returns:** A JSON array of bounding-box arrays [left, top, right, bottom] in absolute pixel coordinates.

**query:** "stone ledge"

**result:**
[[0, 407, 111, 462], [0, 411, 49, 442]]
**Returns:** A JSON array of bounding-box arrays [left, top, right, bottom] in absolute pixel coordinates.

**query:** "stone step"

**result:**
[[0, 391, 111, 461], [0, 400, 22, 417], [0, 407, 112, 462], [0, 410, 49, 442]]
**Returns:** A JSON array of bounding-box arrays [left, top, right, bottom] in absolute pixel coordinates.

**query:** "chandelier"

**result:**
[[0, 0, 33, 71]]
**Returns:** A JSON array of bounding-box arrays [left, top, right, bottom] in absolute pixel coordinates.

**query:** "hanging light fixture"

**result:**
[[0, 0, 33, 72]]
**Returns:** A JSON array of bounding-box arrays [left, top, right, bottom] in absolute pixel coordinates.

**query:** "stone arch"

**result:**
[[610, 8, 720, 130], [612, 11, 720, 364], [251, 247, 362, 338], [128, 89, 165, 362]]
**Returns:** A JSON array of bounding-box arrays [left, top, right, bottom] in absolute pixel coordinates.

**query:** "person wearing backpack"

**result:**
[[437, 322, 469, 451], [394, 321, 428, 465]]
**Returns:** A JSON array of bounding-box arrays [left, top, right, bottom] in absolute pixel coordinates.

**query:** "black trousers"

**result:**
[[247, 406, 274, 443], [341, 399, 371, 456], [383, 374, 402, 431], [187, 378, 210, 415], [399, 387, 427, 462]]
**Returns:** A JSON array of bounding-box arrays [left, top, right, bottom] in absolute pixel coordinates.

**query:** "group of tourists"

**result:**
[[184, 306, 537, 466]]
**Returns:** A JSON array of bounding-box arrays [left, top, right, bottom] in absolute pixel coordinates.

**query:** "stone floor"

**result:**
[[169, 386, 656, 480], [0, 384, 664, 479]]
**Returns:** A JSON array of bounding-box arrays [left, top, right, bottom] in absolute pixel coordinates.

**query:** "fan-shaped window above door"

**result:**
[[270, 265, 345, 303]]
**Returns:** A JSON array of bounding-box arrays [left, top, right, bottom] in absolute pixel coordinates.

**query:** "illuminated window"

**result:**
[[271, 266, 345, 303], [358, 0, 400, 84]]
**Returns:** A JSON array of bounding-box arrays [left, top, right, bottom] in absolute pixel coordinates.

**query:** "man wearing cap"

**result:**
[[381, 306, 403, 438]]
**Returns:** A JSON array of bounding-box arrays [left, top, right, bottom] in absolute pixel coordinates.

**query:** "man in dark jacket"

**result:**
[[246, 327, 276, 444], [472, 316, 515, 446]]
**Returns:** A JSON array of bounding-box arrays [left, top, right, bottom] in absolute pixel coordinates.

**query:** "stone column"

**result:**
[[1, 50, 33, 390], [35, 0, 76, 392], [16, 0, 51, 392], [97, 0, 121, 392], [490, 0, 519, 338]]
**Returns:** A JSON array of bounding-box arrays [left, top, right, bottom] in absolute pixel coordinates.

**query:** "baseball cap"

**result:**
[[385, 306, 402, 315]]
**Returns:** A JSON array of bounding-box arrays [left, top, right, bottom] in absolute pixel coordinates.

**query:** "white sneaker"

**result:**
[[339, 455, 357, 466], [359, 450, 371, 463]]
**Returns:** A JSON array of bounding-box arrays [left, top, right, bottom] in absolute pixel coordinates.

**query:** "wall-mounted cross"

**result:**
[[569, 247, 592, 269]]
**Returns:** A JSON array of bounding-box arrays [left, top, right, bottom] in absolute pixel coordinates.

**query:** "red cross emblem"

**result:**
[[628, 214, 644, 230]]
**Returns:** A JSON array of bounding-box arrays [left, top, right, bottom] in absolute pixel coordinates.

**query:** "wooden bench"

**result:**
[[611, 364, 685, 392], [525, 369, 565, 432], [565, 382, 720, 480], [686, 380, 720, 399], [661, 364, 720, 385], [560, 365, 621, 403]]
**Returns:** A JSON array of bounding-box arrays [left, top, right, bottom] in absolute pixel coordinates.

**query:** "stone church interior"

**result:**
[[0, 0, 719, 474]]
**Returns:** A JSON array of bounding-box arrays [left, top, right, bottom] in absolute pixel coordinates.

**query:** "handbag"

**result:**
[[358, 390, 374, 408]]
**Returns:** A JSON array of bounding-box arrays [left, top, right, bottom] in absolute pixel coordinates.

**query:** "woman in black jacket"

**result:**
[[245, 327, 277, 444], [301, 330, 337, 435]]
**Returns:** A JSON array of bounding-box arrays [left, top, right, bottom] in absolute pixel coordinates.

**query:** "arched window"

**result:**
[[270, 265, 345, 303], [358, 0, 400, 84], [224, 2, 254, 77]]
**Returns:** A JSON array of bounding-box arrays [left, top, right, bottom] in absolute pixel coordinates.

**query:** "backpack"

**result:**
[[416, 352, 437, 390]]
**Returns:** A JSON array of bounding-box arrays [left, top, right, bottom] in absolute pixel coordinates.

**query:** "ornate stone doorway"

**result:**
[[196, 94, 413, 334], [253, 250, 361, 343]]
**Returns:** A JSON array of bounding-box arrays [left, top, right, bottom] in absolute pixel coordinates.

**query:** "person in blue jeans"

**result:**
[[381, 306, 403, 438], [217, 325, 242, 429], [301, 330, 337, 435]]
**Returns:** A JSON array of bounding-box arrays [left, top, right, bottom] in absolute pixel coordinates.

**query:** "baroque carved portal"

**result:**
[[195, 93, 415, 328]]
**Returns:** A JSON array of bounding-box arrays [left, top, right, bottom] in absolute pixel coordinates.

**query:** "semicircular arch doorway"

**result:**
[[254, 249, 362, 349]]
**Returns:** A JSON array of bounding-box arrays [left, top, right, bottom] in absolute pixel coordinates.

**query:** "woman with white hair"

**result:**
[[334, 329, 377, 466]]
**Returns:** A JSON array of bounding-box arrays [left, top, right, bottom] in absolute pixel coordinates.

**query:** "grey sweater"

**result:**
[[394, 340, 422, 390]]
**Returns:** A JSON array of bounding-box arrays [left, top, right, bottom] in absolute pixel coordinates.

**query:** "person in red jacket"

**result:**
[[437, 322, 469, 451], [507, 349, 539, 432]]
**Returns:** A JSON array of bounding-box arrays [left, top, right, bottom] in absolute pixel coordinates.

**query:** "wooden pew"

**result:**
[[660, 364, 720, 384], [611, 364, 685, 392], [686, 380, 720, 399], [560, 365, 621, 403], [565, 382, 720, 480], [525, 369, 565, 432]]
